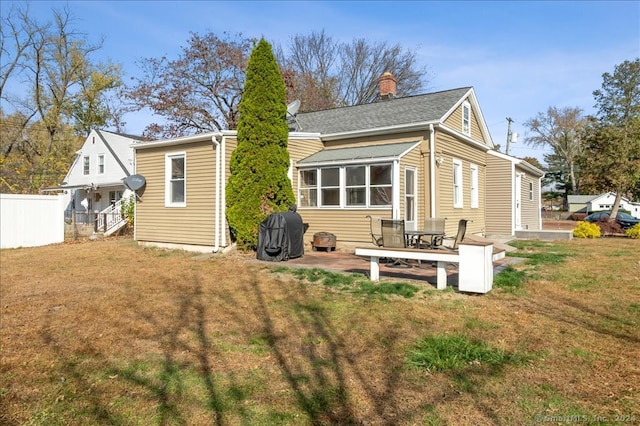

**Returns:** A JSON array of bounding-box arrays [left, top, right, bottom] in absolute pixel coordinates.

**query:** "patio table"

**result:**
[[405, 230, 445, 249]]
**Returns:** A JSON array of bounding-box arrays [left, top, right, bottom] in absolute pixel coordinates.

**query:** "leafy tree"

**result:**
[[226, 38, 295, 250], [521, 156, 543, 170], [579, 58, 640, 219], [1, 3, 123, 193], [125, 32, 253, 139], [523, 107, 586, 203]]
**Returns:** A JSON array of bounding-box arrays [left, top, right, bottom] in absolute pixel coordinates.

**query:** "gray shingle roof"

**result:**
[[292, 87, 471, 134], [298, 141, 419, 165], [568, 195, 597, 203]]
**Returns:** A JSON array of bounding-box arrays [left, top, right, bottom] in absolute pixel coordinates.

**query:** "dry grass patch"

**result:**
[[1, 236, 639, 425]]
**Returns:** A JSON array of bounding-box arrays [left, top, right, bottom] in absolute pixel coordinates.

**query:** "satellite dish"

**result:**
[[123, 174, 146, 191], [286, 100, 300, 117]]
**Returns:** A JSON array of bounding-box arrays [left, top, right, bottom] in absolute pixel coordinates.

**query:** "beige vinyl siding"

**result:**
[[135, 140, 217, 247], [519, 168, 541, 231], [322, 131, 428, 149], [485, 155, 514, 235], [434, 131, 486, 236], [288, 137, 325, 200], [299, 209, 392, 246], [443, 100, 485, 142]]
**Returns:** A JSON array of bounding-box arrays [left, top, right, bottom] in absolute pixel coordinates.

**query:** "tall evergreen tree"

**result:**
[[226, 38, 295, 250]]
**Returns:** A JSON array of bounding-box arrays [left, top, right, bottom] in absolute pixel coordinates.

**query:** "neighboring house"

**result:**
[[569, 192, 640, 218], [567, 195, 597, 213], [133, 73, 499, 252], [49, 129, 145, 235], [485, 151, 544, 236]]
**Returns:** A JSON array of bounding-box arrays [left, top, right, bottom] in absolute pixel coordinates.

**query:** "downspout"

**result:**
[[429, 124, 436, 218], [220, 133, 227, 248], [212, 133, 222, 253]]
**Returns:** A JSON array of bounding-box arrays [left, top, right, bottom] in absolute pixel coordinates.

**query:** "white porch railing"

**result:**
[[95, 198, 128, 236]]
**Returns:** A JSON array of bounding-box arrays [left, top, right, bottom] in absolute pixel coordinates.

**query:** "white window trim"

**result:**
[[97, 154, 105, 174], [470, 163, 478, 208], [453, 158, 463, 208], [462, 101, 471, 136], [298, 169, 318, 207], [83, 155, 90, 175], [319, 167, 341, 207], [529, 181, 534, 201], [298, 162, 393, 209], [405, 166, 417, 226], [345, 165, 366, 207], [165, 152, 186, 208]]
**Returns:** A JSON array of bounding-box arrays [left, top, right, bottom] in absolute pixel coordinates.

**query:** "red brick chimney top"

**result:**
[[378, 71, 397, 99]]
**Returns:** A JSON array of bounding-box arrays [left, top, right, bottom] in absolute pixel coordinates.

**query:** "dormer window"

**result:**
[[462, 101, 471, 136]]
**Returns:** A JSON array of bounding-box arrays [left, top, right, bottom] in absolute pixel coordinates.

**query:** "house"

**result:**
[[486, 150, 544, 236], [133, 74, 498, 252], [49, 129, 145, 235], [568, 192, 640, 218]]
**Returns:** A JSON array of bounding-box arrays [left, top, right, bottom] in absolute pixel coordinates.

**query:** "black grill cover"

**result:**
[[257, 210, 305, 261]]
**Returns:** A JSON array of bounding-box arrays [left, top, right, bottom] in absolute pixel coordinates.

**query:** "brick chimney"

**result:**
[[378, 71, 397, 99]]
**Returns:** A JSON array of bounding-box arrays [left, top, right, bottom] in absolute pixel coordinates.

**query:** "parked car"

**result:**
[[584, 211, 640, 230]]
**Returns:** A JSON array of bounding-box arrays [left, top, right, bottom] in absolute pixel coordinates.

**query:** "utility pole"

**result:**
[[505, 117, 516, 155]]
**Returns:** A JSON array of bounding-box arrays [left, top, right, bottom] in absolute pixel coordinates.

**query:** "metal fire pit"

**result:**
[[312, 232, 336, 251]]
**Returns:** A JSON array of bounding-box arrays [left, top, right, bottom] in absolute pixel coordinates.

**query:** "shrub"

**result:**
[[573, 221, 601, 238], [626, 223, 640, 239], [121, 194, 135, 227]]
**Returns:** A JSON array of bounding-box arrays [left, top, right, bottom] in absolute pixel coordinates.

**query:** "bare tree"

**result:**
[[337, 38, 427, 106], [278, 30, 429, 110], [125, 32, 253, 138]]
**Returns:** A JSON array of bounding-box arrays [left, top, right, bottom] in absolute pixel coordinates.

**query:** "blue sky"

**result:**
[[5, 0, 640, 162]]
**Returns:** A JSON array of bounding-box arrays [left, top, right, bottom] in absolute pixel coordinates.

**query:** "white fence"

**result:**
[[1, 194, 65, 249]]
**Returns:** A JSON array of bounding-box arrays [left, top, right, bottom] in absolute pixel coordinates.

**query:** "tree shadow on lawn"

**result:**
[[32, 263, 511, 425]]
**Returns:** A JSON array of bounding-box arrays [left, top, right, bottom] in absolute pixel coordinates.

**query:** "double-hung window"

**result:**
[[320, 168, 340, 206], [345, 166, 366, 206], [453, 159, 463, 208], [98, 154, 105, 174], [470, 164, 478, 208], [462, 101, 471, 136], [370, 164, 392, 206], [529, 182, 534, 201], [299, 170, 318, 207], [165, 153, 186, 207], [83, 156, 90, 175]]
